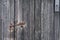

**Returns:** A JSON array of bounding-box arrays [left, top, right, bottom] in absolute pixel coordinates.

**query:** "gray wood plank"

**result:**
[[54, 13, 59, 40], [2, 0, 11, 40], [22, 0, 30, 40], [0, 0, 2, 40], [41, 0, 54, 40], [34, 0, 41, 40], [30, 0, 34, 40], [10, 0, 15, 40]]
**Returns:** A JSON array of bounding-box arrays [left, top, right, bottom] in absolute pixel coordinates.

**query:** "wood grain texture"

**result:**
[[41, 0, 55, 40], [34, 0, 41, 40], [0, 0, 2, 40], [22, 0, 30, 40], [1, 0, 60, 40], [30, 0, 35, 40]]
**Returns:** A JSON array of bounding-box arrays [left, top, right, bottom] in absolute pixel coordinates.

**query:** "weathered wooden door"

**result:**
[[1, 0, 60, 40], [1, 0, 42, 40]]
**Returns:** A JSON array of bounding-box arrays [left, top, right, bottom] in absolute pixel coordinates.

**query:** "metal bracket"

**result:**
[[8, 21, 26, 32], [55, 0, 59, 12]]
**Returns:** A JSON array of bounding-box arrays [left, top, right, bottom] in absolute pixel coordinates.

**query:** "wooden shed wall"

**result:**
[[0, 0, 60, 40]]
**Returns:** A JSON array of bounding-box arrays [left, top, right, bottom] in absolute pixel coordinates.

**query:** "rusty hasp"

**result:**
[[9, 21, 26, 28]]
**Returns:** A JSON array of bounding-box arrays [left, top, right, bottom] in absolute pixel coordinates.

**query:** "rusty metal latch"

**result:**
[[8, 21, 26, 32]]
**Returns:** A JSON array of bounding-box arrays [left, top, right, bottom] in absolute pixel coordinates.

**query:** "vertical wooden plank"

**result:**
[[59, 14, 60, 40], [10, 0, 14, 40], [10, 0, 14, 23], [6, 0, 11, 40], [41, 0, 44, 40], [54, 13, 59, 40], [58, 0, 60, 40], [3, 0, 8, 40], [30, 0, 34, 40], [34, 0, 41, 40], [22, 0, 30, 40], [0, 0, 3, 40], [3, 0, 7, 39], [41, 0, 54, 40], [49, 0, 55, 40], [59, 1, 60, 40], [41, 0, 50, 40], [2, 0, 11, 40], [2, 0, 4, 40], [15, 0, 23, 40]]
